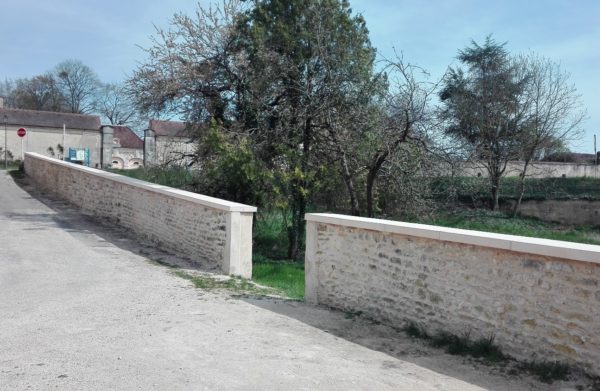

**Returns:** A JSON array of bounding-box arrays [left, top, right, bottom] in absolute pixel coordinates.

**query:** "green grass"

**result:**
[[252, 210, 305, 299], [252, 255, 305, 299], [419, 209, 600, 245], [173, 270, 275, 296]]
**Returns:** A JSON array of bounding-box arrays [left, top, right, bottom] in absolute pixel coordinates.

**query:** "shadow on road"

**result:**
[[8, 172, 219, 273]]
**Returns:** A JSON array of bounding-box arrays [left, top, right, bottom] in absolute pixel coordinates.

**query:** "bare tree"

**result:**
[[55, 60, 101, 114], [0, 79, 16, 107], [10, 74, 65, 111], [127, 0, 247, 123], [512, 54, 586, 215], [96, 83, 142, 127], [362, 56, 439, 217]]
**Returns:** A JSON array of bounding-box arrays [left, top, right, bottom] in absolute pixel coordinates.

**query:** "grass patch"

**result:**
[[419, 209, 600, 245], [252, 210, 305, 299], [172, 270, 274, 296], [252, 255, 304, 299]]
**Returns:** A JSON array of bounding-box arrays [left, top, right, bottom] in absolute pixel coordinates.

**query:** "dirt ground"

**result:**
[[1, 171, 597, 390]]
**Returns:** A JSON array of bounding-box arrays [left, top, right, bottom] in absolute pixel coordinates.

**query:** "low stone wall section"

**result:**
[[504, 199, 600, 227], [458, 161, 600, 178], [24, 153, 256, 278], [305, 213, 600, 375]]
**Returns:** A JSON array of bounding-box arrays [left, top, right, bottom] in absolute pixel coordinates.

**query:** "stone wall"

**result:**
[[24, 153, 256, 278], [504, 199, 600, 227], [305, 213, 600, 375], [458, 161, 600, 178]]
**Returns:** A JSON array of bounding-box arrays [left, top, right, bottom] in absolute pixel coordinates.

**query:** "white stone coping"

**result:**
[[305, 213, 600, 265], [25, 152, 257, 213]]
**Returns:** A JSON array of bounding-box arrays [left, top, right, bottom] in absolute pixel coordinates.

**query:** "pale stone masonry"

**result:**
[[24, 153, 256, 278], [503, 199, 600, 227], [305, 213, 600, 375]]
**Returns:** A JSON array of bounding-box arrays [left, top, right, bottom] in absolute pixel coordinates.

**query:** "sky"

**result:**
[[1, 0, 599, 152]]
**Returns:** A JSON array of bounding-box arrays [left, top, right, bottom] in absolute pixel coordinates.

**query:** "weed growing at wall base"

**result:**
[[401, 321, 576, 383], [172, 270, 275, 296]]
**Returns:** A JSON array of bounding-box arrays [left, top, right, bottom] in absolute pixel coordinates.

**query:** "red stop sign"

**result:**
[[17, 128, 27, 138]]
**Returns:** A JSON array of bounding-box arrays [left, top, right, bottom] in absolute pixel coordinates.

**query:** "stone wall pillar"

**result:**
[[144, 129, 157, 166], [100, 126, 114, 169]]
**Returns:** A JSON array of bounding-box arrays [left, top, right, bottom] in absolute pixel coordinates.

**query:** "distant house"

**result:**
[[0, 106, 110, 167], [144, 120, 197, 166], [111, 125, 144, 169]]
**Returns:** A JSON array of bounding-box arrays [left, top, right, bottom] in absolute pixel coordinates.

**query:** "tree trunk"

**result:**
[[366, 152, 388, 218], [287, 117, 312, 261], [340, 151, 360, 216], [366, 169, 376, 218], [287, 202, 300, 260], [490, 176, 500, 211], [512, 159, 530, 217]]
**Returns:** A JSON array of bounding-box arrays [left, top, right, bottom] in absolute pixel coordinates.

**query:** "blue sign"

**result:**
[[67, 148, 91, 167]]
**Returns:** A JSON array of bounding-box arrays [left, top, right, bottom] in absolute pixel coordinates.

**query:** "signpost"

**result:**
[[3, 115, 7, 169], [17, 128, 26, 160]]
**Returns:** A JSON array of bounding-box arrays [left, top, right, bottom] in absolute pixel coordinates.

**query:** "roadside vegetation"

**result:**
[[0, 159, 22, 171], [402, 322, 577, 384]]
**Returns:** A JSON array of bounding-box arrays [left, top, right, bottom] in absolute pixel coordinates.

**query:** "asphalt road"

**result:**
[[0, 171, 559, 390]]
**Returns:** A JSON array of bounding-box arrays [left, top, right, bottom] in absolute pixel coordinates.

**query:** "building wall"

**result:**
[[1, 125, 102, 166], [305, 213, 600, 375], [112, 148, 144, 169], [155, 136, 196, 165], [24, 153, 256, 278]]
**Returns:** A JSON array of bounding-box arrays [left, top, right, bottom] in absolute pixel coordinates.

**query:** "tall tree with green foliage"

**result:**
[[234, 0, 379, 258], [440, 37, 529, 210], [128, 0, 391, 259]]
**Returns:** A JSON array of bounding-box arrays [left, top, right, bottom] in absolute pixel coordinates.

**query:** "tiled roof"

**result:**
[[112, 125, 143, 149], [0, 107, 101, 130], [148, 119, 190, 137]]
